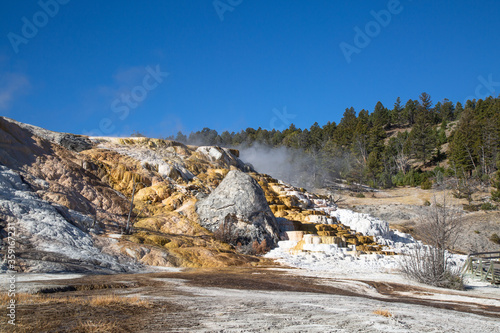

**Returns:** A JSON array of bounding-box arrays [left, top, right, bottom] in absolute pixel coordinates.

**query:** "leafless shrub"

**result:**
[[452, 173, 479, 206], [399, 245, 463, 289], [234, 239, 270, 255], [213, 213, 239, 245], [399, 193, 464, 289], [326, 188, 346, 205], [252, 239, 270, 255], [417, 194, 462, 250]]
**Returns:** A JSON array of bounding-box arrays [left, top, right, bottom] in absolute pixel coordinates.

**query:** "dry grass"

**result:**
[[0, 292, 150, 308], [74, 319, 120, 333], [340, 186, 494, 207], [0, 292, 152, 332], [87, 294, 150, 307], [373, 308, 393, 317], [0, 293, 51, 306]]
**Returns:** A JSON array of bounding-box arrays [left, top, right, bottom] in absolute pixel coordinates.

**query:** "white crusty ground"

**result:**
[[0, 166, 139, 273]]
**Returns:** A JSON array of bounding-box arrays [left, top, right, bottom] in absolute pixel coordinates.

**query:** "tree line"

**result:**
[[166, 93, 500, 200]]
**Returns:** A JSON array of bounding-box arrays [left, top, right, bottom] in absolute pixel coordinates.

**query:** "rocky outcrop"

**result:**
[[196, 170, 280, 247], [0, 166, 139, 273], [0, 118, 270, 272], [195, 146, 250, 171], [2, 116, 93, 152]]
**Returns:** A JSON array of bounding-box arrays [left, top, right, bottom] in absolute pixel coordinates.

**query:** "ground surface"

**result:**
[[2, 267, 499, 332]]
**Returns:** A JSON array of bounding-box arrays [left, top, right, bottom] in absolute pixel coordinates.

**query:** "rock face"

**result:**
[[0, 117, 264, 272], [196, 170, 280, 247], [0, 166, 138, 273], [2, 116, 93, 152], [195, 146, 252, 171]]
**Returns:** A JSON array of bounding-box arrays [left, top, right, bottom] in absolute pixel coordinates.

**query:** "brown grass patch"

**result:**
[[86, 294, 150, 307], [74, 319, 120, 333], [0, 292, 153, 332], [0, 292, 150, 308], [373, 308, 393, 317], [0, 293, 52, 306]]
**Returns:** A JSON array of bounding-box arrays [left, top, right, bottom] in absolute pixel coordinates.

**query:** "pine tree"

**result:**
[[449, 107, 479, 175], [391, 97, 404, 126], [409, 95, 437, 164], [334, 107, 357, 147], [403, 99, 418, 125], [454, 102, 464, 119], [372, 101, 390, 129], [492, 162, 500, 202], [309, 122, 323, 151], [440, 99, 455, 121], [175, 131, 187, 142]]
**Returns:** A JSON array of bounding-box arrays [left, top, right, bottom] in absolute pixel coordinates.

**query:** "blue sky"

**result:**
[[1, 0, 499, 137]]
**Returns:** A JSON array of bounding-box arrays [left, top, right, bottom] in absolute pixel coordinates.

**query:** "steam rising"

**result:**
[[239, 144, 321, 189]]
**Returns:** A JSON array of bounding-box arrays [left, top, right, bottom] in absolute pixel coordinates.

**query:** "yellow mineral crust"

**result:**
[[259, 179, 386, 254]]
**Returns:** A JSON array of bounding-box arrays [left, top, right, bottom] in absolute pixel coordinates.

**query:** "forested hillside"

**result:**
[[168, 94, 500, 199]]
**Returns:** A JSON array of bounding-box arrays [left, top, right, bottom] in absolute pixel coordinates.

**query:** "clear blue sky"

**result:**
[[1, 0, 499, 137]]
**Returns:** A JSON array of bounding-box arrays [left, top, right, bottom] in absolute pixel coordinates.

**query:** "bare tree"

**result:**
[[418, 194, 462, 250], [399, 193, 464, 289], [394, 134, 411, 175], [327, 191, 346, 205], [453, 171, 479, 206]]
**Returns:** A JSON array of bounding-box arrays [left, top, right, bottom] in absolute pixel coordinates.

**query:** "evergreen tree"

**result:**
[[352, 109, 370, 165], [365, 150, 384, 187], [220, 131, 233, 146], [372, 101, 390, 129], [403, 99, 418, 125], [322, 121, 337, 141], [454, 101, 464, 119], [449, 107, 479, 175], [492, 160, 500, 201], [175, 131, 187, 143], [440, 99, 455, 121], [409, 95, 437, 164], [391, 97, 404, 126], [309, 122, 323, 151], [433, 101, 442, 124], [334, 107, 357, 147]]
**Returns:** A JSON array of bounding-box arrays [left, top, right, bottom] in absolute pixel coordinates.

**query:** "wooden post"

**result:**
[[465, 252, 500, 284], [486, 263, 493, 283]]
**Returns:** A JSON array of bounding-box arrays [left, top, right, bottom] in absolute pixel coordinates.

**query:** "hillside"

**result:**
[[0, 116, 403, 273], [177, 95, 500, 196], [333, 186, 500, 253]]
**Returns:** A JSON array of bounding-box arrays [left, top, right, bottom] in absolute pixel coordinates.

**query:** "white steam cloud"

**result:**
[[238, 143, 323, 189]]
